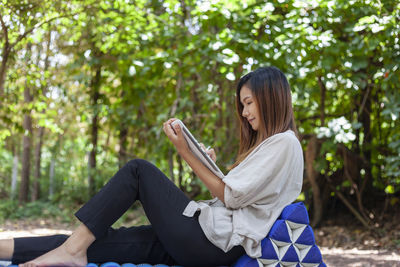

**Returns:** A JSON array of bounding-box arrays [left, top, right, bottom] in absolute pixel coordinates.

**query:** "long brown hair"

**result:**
[[230, 66, 298, 169]]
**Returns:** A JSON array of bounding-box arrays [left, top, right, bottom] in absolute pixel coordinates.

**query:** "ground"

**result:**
[[314, 210, 400, 267], [1, 215, 399, 267]]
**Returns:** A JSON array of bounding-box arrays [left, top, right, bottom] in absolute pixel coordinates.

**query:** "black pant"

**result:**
[[12, 159, 244, 266]]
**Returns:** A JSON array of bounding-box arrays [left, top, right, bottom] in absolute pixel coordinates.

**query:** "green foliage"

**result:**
[[0, 0, 399, 224], [0, 200, 74, 223]]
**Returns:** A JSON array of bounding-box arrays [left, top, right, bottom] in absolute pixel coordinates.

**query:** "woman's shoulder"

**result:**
[[262, 130, 300, 147], [246, 130, 300, 159]]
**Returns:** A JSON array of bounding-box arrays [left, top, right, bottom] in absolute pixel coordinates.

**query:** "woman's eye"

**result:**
[[247, 101, 252, 105]]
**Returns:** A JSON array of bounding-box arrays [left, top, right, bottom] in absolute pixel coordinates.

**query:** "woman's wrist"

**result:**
[[177, 147, 190, 158]]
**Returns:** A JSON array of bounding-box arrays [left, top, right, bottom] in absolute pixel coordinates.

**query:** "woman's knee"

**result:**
[[125, 158, 160, 178], [126, 158, 148, 168], [126, 158, 157, 172]]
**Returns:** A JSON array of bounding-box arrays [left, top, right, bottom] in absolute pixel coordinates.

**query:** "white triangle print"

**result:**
[[293, 245, 300, 256], [280, 262, 298, 267], [301, 263, 319, 267], [295, 244, 311, 261], [292, 225, 307, 243], [270, 238, 280, 257], [295, 242, 312, 250], [258, 257, 279, 265], [285, 221, 293, 242], [286, 220, 307, 230], [277, 244, 291, 260], [271, 238, 291, 248]]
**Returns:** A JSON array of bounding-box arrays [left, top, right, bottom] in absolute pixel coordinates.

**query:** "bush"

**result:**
[[0, 200, 74, 223]]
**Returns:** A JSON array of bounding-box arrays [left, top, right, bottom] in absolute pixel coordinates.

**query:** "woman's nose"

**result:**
[[242, 108, 248, 117]]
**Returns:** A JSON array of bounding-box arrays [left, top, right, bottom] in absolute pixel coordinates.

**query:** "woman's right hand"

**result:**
[[200, 143, 217, 162]]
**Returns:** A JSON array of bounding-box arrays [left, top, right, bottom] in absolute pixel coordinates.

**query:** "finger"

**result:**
[[163, 122, 175, 138], [162, 123, 168, 134], [166, 118, 177, 124], [172, 122, 181, 135], [199, 143, 206, 150], [209, 149, 216, 161]]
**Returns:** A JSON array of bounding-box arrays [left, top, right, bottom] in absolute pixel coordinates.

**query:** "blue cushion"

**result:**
[[6, 202, 324, 267], [232, 202, 325, 267]]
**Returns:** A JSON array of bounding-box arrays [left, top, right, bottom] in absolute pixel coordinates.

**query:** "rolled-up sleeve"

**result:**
[[223, 134, 297, 209]]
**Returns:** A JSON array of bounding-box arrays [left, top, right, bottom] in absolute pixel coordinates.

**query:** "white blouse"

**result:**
[[182, 130, 304, 258]]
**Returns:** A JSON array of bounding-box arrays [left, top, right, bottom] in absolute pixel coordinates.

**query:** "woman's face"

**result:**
[[240, 86, 260, 131]]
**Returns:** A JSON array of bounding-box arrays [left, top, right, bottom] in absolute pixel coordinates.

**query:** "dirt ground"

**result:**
[[1, 218, 399, 266], [314, 210, 400, 267], [321, 247, 400, 266]]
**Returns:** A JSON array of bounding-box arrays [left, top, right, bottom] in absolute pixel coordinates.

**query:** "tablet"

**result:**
[[171, 119, 225, 179]]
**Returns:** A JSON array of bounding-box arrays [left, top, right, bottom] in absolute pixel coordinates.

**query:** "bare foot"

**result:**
[[19, 242, 87, 267]]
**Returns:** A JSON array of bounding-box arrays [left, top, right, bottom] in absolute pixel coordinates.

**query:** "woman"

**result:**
[[0, 66, 303, 267]]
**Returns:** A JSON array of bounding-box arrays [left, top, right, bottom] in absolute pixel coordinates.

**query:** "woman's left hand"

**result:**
[[163, 118, 189, 154]]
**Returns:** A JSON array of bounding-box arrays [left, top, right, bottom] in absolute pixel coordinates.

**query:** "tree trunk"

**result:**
[[318, 76, 326, 126], [0, 47, 9, 97], [88, 67, 101, 196], [306, 135, 323, 227], [0, 12, 10, 96], [19, 87, 33, 203], [11, 153, 19, 199], [118, 125, 128, 168], [359, 85, 373, 200], [32, 126, 44, 201], [49, 152, 56, 199], [19, 41, 34, 203], [31, 33, 51, 201], [117, 89, 128, 168]]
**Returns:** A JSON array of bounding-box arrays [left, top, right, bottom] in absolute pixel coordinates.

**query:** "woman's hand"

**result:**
[[163, 118, 189, 154], [199, 143, 217, 162]]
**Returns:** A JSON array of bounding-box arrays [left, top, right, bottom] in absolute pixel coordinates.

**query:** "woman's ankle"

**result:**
[[64, 224, 96, 255], [0, 239, 14, 260]]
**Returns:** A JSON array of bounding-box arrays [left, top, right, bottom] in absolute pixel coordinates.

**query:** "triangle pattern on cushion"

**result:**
[[279, 202, 309, 225], [280, 263, 298, 267], [295, 243, 312, 251], [301, 245, 322, 264], [295, 226, 315, 246], [248, 202, 325, 267], [258, 258, 279, 265], [276, 244, 291, 261], [301, 264, 320, 267], [295, 245, 312, 261], [280, 244, 299, 263], [261, 238, 279, 260], [286, 220, 307, 230], [269, 220, 292, 244], [263, 263, 281, 267], [287, 222, 307, 243]]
